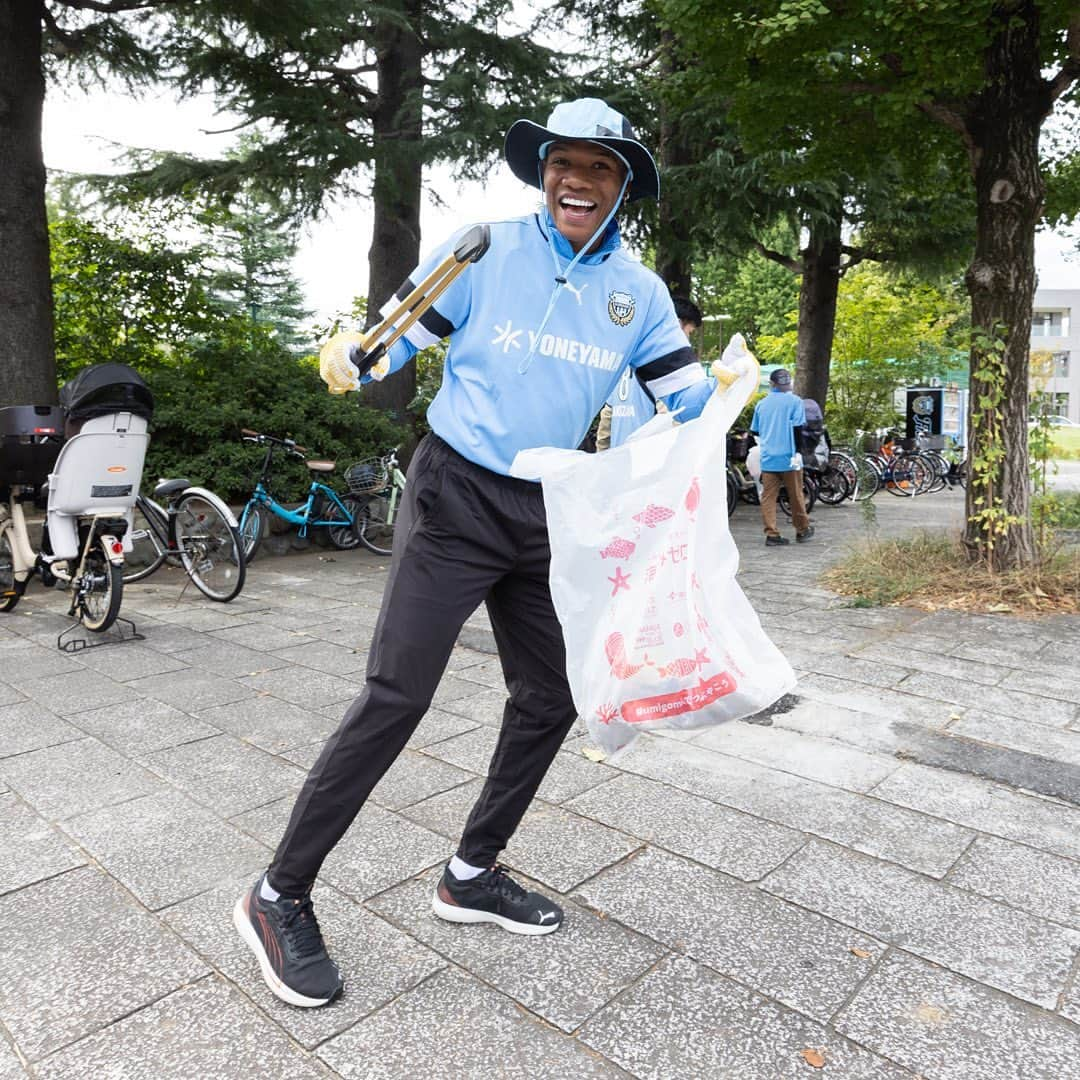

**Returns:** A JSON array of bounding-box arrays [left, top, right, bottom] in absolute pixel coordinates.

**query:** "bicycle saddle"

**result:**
[[306, 459, 335, 472], [153, 479, 190, 499]]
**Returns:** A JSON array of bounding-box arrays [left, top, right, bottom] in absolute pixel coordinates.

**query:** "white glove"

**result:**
[[319, 332, 364, 394], [711, 332, 760, 392]]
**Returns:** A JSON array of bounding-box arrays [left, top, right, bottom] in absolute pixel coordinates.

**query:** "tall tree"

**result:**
[[3, 1, 562, 416], [664, 0, 1080, 569]]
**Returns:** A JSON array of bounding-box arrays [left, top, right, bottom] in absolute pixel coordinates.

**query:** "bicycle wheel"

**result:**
[[815, 465, 851, 505], [853, 455, 882, 501], [0, 523, 24, 613], [324, 494, 363, 550], [78, 539, 123, 632], [238, 502, 265, 562], [123, 498, 169, 583], [884, 455, 920, 496], [777, 475, 817, 518], [726, 468, 738, 517], [175, 490, 246, 602], [357, 492, 396, 555]]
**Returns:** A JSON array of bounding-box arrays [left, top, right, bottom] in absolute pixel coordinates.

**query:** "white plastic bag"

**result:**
[[512, 335, 797, 754]]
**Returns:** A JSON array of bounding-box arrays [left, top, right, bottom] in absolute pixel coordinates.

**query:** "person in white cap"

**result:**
[[233, 98, 719, 1009]]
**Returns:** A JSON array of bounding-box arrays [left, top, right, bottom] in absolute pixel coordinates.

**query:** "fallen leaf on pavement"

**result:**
[[850, 947, 872, 959], [581, 747, 607, 763], [800, 1048, 826, 1068]]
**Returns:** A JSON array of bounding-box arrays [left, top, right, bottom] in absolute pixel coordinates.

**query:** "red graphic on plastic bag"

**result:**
[[619, 672, 737, 725], [632, 503, 675, 528], [607, 566, 632, 595], [685, 477, 700, 517], [600, 536, 636, 560], [657, 648, 710, 678], [605, 632, 643, 680], [596, 702, 619, 725]]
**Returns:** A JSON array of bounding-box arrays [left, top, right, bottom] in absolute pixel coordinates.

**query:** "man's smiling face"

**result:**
[[542, 140, 628, 254]]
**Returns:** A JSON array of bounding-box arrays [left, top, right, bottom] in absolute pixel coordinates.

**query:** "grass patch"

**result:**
[[822, 530, 1080, 616], [1051, 427, 1080, 460]]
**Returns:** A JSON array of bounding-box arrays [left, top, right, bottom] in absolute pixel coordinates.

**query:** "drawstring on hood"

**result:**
[[517, 164, 631, 375]]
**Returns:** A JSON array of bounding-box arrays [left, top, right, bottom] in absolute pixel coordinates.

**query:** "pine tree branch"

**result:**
[[56, 0, 181, 11], [752, 240, 801, 273]]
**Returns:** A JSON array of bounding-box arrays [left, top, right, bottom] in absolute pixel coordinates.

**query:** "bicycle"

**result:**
[[237, 430, 364, 561], [344, 447, 407, 555], [124, 482, 245, 602]]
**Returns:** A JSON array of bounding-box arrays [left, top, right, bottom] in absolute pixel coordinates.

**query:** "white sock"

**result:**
[[259, 875, 281, 901], [448, 855, 486, 881]]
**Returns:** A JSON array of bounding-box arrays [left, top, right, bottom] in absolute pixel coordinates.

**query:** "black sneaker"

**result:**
[[796, 526, 816, 543], [432, 864, 564, 935], [233, 874, 343, 1007], [765, 534, 790, 546]]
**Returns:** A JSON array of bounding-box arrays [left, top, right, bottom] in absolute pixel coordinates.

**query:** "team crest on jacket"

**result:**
[[608, 290, 636, 327]]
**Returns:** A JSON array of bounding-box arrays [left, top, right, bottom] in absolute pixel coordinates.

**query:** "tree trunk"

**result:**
[[654, 30, 693, 300], [794, 219, 841, 411], [961, 5, 1046, 569], [0, 2, 56, 405], [363, 0, 424, 428]]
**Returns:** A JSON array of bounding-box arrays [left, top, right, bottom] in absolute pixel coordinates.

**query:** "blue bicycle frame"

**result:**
[[242, 480, 354, 536]]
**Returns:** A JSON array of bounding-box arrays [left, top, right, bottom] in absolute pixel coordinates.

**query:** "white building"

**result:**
[[1031, 287, 1080, 422]]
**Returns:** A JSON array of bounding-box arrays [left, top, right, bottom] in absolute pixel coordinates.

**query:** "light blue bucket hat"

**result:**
[[504, 97, 660, 202]]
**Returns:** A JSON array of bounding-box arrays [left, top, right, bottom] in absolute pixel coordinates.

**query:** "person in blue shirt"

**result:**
[[235, 98, 719, 1009], [596, 297, 704, 449], [750, 367, 815, 546]]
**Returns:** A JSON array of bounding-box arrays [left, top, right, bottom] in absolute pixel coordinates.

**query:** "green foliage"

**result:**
[[756, 265, 964, 437], [144, 326, 406, 504]]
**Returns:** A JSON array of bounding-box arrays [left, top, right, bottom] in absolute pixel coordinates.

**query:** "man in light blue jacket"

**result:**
[[750, 367, 814, 546]]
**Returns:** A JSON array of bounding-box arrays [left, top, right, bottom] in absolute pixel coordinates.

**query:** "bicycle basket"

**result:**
[[345, 458, 388, 494], [726, 432, 752, 463]]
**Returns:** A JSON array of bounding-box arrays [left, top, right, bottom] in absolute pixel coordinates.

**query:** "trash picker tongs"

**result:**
[[320, 224, 491, 394]]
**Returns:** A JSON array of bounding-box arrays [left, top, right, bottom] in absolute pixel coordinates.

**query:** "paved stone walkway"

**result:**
[[1, 489, 1079, 1078]]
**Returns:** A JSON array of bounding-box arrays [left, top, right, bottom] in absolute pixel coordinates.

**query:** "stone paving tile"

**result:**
[[432, 686, 507, 726], [998, 667, 1080, 704], [171, 640, 291, 678], [0, 1042, 28, 1080], [450, 656, 507, 689], [141, 734, 307, 818], [232, 797, 453, 901], [574, 847, 881, 1023], [0, 737, 164, 820], [369, 867, 664, 1034], [950, 710, 1080, 767], [62, 791, 270, 910], [852, 640, 1004, 686], [131, 604, 247, 633], [60, 642, 189, 682], [566, 774, 806, 882], [8, 669, 136, 717], [431, 673, 493, 706], [366, 749, 474, 811], [163, 878, 444, 1050], [768, 698, 906, 756], [0, 682, 24, 707], [763, 839, 1080, 1009], [0, 793, 85, 897], [209, 622, 318, 652], [618, 738, 973, 877], [398, 777, 484, 839], [0, 867, 206, 1062], [125, 667, 256, 712], [945, 834, 1080, 929], [196, 696, 339, 754], [238, 666, 359, 709], [872, 761, 1080, 862], [691, 721, 899, 793], [407, 707, 482, 748], [579, 954, 911, 1079], [0, 641, 83, 681], [0, 701, 82, 759], [796, 672, 958, 726], [70, 698, 219, 757], [497, 800, 639, 893], [128, 619, 215, 655], [317, 967, 625, 1079], [833, 951, 1080, 1080], [269, 639, 368, 676], [32, 976, 330, 1080], [897, 670, 1080, 726], [801, 652, 914, 689]]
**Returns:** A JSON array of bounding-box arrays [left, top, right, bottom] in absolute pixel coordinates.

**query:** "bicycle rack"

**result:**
[[57, 615, 144, 653]]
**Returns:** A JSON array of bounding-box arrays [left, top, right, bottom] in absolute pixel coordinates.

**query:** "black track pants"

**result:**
[[269, 435, 578, 895]]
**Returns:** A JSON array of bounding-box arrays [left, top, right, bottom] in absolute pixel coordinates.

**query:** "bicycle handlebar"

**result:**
[[240, 430, 307, 454]]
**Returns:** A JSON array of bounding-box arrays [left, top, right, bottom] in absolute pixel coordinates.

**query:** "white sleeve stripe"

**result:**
[[645, 364, 706, 399], [375, 297, 443, 350]]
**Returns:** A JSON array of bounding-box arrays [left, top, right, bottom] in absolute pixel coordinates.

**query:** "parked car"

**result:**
[[1029, 414, 1079, 427]]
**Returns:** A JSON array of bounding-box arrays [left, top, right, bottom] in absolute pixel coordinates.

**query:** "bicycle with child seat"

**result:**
[[237, 430, 365, 561], [123, 482, 245, 601], [344, 447, 407, 555]]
